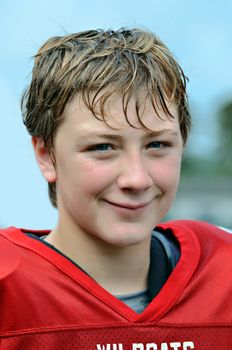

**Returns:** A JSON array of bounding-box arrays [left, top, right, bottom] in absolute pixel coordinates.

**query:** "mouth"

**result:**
[[104, 200, 152, 212]]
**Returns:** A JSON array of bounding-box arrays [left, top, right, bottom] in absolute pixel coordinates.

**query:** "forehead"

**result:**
[[62, 94, 180, 133]]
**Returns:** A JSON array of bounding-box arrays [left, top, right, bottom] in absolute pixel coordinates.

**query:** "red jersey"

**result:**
[[0, 220, 231, 349]]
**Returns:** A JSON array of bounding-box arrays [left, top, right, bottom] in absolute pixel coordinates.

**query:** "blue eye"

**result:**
[[148, 141, 162, 149], [147, 141, 171, 150], [89, 143, 112, 152]]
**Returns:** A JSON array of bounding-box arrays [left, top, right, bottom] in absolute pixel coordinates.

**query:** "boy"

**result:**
[[0, 28, 231, 349]]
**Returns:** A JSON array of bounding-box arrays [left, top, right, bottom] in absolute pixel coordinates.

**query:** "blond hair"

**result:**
[[22, 28, 191, 207]]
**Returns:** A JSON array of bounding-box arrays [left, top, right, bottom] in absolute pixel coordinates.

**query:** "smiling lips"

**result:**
[[104, 200, 152, 212]]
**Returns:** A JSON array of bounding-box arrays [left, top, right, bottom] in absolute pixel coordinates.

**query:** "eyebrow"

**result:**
[[76, 129, 179, 144]]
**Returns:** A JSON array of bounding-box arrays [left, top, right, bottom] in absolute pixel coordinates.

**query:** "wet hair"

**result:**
[[22, 28, 191, 207]]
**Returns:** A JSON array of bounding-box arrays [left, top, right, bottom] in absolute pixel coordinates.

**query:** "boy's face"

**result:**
[[35, 95, 183, 247]]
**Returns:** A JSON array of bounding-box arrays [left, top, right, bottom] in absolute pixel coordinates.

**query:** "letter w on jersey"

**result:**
[[96, 344, 124, 350]]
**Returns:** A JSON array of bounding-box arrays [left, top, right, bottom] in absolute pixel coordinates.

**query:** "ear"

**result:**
[[32, 137, 57, 183]]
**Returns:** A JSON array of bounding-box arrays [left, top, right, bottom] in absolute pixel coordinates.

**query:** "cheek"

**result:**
[[152, 156, 182, 191], [57, 157, 116, 197], [78, 161, 114, 188]]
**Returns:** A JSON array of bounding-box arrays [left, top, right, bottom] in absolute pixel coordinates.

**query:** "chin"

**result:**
[[103, 228, 152, 248]]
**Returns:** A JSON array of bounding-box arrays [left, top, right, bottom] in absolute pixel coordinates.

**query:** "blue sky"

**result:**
[[1, 0, 232, 228]]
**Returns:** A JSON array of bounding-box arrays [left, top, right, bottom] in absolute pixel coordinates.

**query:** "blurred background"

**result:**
[[0, 0, 231, 229]]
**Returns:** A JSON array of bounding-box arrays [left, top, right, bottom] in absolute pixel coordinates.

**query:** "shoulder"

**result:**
[[0, 227, 53, 285], [159, 219, 232, 241], [158, 220, 232, 266], [0, 228, 22, 279]]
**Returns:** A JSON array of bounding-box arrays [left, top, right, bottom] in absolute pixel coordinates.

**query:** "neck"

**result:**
[[45, 221, 151, 295]]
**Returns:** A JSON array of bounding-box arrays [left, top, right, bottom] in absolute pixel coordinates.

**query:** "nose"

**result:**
[[117, 153, 153, 193]]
